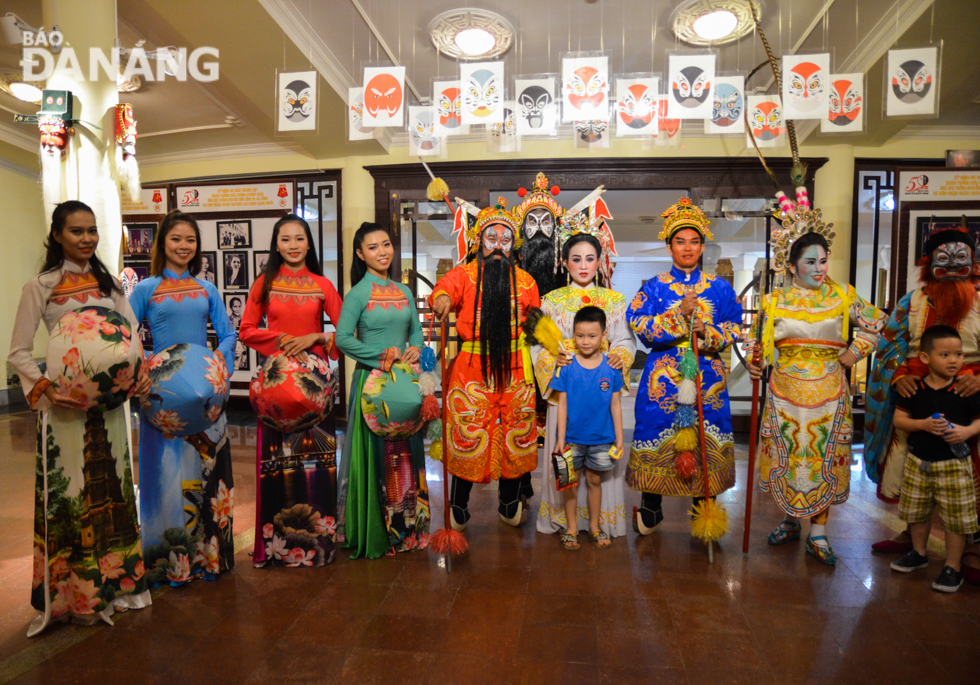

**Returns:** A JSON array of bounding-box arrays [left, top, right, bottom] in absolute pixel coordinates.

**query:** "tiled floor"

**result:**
[[0, 409, 978, 685]]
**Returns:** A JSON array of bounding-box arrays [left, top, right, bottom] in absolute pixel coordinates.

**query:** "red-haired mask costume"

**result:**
[[866, 227, 980, 511]]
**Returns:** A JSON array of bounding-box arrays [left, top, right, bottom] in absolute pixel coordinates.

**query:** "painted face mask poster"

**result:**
[[821, 73, 864, 133], [433, 80, 469, 136], [667, 53, 714, 119], [704, 75, 744, 134], [782, 54, 829, 120], [562, 55, 610, 123], [347, 87, 378, 141], [487, 101, 519, 153], [460, 62, 505, 125], [278, 70, 317, 132], [408, 106, 443, 156], [615, 76, 659, 137], [886, 47, 938, 116], [656, 97, 681, 147], [515, 78, 557, 136], [362, 66, 405, 127], [747, 95, 786, 148]]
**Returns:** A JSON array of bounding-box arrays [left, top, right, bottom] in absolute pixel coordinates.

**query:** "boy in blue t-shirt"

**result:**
[[552, 306, 625, 551]]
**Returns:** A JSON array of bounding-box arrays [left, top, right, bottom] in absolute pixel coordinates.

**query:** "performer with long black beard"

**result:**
[[431, 199, 541, 528], [515, 172, 566, 298]]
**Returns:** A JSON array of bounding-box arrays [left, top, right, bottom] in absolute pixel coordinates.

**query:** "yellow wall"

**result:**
[[0, 165, 53, 390]]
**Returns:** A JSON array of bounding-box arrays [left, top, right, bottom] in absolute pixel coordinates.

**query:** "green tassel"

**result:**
[[681, 350, 699, 380]]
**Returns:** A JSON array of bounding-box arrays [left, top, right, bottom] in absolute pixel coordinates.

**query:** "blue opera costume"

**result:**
[[626, 265, 742, 498], [129, 269, 238, 584]]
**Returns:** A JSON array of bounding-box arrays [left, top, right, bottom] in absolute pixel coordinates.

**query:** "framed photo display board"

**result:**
[[121, 186, 172, 353], [893, 168, 980, 301], [175, 179, 299, 395]]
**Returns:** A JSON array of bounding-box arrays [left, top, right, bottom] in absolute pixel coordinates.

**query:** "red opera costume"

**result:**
[[429, 261, 541, 483]]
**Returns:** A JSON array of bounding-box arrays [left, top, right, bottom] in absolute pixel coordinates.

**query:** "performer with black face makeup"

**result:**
[[515, 172, 566, 298], [430, 199, 541, 529]]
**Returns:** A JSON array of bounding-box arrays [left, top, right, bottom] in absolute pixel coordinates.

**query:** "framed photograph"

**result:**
[[198, 251, 218, 285], [253, 250, 271, 277], [224, 292, 247, 329], [206, 333, 218, 352], [234, 340, 251, 371], [125, 224, 155, 256], [130, 264, 150, 281], [223, 251, 248, 290], [217, 220, 252, 249]]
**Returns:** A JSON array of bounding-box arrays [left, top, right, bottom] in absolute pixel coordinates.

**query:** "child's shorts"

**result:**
[[898, 453, 979, 535], [569, 443, 615, 473]]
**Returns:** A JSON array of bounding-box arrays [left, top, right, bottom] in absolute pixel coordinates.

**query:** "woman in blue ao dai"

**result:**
[[128, 212, 238, 586]]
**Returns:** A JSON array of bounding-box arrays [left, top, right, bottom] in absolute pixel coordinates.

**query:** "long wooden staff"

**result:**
[[429, 319, 467, 571], [743, 268, 768, 554]]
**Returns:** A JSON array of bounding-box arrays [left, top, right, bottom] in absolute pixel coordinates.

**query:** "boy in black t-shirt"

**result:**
[[891, 325, 980, 592]]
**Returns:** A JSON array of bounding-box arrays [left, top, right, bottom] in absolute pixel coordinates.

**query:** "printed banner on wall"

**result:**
[[667, 53, 714, 119], [562, 55, 610, 123], [176, 183, 294, 213], [614, 76, 658, 137], [362, 66, 406, 127], [899, 170, 980, 201], [347, 87, 379, 141], [460, 62, 505, 125], [514, 77, 557, 136], [408, 106, 443, 156], [747, 95, 786, 148], [121, 187, 169, 215], [277, 70, 317, 132], [433, 80, 470, 136], [487, 101, 519, 153], [781, 54, 830, 120], [886, 46, 938, 117], [821, 73, 864, 133], [704, 75, 744, 134]]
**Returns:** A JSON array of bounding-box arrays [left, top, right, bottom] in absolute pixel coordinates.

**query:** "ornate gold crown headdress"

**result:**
[[770, 208, 836, 274], [451, 197, 522, 263], [513, 172, 564, 225], [657, 197, 714, 242], [556, 186, 618, 284]]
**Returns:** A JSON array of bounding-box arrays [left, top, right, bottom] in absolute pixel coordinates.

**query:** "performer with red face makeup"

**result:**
[[626, 198, 741, 533], [865, 227, 980, 580], [430, 199, 541, 529]]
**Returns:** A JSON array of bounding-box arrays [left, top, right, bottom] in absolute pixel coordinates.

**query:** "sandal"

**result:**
[[591, 530, 611, 549], [560, 532, 580, 551]]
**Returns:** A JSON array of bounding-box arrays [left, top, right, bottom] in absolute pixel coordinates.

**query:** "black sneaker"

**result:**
[[890, 550, 930, 573], [932, 565, 964, 593]]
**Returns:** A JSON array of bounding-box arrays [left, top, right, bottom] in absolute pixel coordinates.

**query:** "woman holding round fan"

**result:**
[[8, 201, 151, 636], [239, 214, 343, 568], [530, 210, 635, 547], [128, 210, 238, 586], [335, 222, 430, 559]]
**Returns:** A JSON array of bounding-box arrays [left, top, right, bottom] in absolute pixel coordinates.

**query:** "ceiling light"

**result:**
[[9, 80, 42, 102], [693, 10, 739, 40], [454, 27, 495, 56], [0, 72, 44, 103], [672, 0, 762, 46], [429, 9, 514, 61]]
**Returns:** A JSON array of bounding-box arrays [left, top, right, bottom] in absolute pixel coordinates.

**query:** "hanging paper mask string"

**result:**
[[556, 185, 618, 284]]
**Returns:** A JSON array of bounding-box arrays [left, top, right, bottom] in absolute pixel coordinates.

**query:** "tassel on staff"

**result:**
[[688, 314, 728, 562]]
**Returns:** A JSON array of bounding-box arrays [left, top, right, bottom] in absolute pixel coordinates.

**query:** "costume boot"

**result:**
[[450, 477, 473, 531], [633, 493, 663, 535], [498, 477, 528, 527]]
